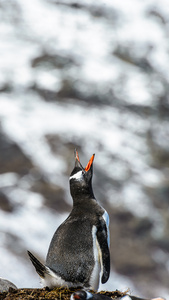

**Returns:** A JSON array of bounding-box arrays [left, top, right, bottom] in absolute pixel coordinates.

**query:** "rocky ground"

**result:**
[[0, 287, 128, 300]]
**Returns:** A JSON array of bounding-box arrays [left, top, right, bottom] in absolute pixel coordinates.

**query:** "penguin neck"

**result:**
[[70, 183, 95, 205]]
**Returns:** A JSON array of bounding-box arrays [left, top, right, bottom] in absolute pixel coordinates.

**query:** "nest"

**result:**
[[0, 286, 128, 300]]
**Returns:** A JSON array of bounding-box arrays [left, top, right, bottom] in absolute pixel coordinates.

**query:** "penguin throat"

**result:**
[[70, 183, 95, 202]]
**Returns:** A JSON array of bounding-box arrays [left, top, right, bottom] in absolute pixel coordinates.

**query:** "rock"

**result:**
[[31, 51, 76, 69], [31, 179, 71, 212], [0, 192, 14, 213], [0, 133, 33, 175], [0, 278, 17, 292]]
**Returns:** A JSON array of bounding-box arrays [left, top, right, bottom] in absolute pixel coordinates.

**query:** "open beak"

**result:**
[[75, 149, 95, 171], [85, 154, 95, 171]]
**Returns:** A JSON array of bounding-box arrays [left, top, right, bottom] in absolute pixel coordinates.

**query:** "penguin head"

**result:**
[[69, 150, 95, 199], [70, 290, 93, 300]]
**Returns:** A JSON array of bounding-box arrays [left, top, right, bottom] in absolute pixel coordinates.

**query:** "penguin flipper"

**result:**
[[96, 221, 110, 284], [27, 250, 49, 278]]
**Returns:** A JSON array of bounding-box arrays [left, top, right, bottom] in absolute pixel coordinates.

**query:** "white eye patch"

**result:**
[[69, 170, 83, 181]]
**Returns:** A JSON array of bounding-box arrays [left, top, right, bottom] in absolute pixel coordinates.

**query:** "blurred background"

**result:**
[[0, 0, 169, 298]]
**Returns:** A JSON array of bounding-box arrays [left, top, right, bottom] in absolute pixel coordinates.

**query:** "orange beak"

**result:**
[[73, 295, 80, 300], [85, 154, 95, 171], [75, 149, 95, 172], [75, 149, 80, 163]]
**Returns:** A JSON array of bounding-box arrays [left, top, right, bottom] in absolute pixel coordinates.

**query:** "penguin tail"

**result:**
[[27, 250, 49, 278]]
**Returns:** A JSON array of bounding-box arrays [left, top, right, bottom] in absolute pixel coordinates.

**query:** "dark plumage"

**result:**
[[28, 150, 110, 291]]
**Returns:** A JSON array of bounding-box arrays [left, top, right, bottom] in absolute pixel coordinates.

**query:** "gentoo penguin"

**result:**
[[28, 150, 110, 291], [70, 290, 111, 300], [70, 290, 165, 300]]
